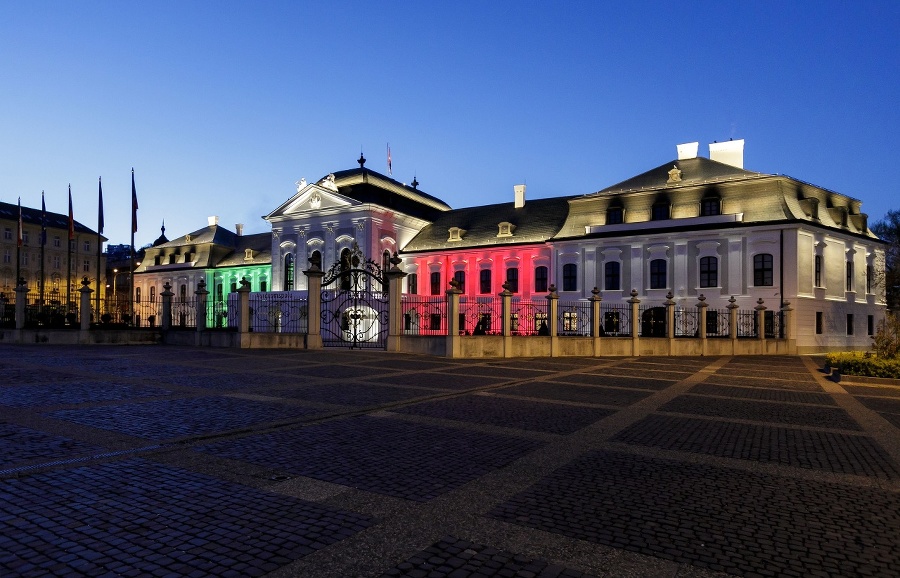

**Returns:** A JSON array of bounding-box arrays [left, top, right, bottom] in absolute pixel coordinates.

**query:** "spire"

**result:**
[[411, 175, 419, 190], [358, 151, 366, 168]]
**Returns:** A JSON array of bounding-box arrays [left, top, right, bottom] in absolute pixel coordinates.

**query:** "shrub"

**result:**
[[826, 351, 900, 379], [872, 313, 900, 359]]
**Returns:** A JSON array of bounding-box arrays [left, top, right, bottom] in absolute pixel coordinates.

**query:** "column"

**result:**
[[161, 282, 173, 331], [78, 277, 93, 331], [665, 290, 675, 355], [500, 282, 513, 358]]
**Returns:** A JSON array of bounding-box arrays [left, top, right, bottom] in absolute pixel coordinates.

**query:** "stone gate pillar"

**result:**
[[500, 282, 513, 358], [629, 289, 641, 357], [78, 277, 93, 332], [14, 278, 27, 330], [304, 265, 325, 350], [386, 253, 407, 353], [697, 294, 708, 356], [445, 280, 463, 358], [590, 287, 602, 357], [161, 282, 174, 332], [547, 284, 559, 357]]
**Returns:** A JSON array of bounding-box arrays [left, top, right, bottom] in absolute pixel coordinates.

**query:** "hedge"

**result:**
[[825, 352, 900, 379]]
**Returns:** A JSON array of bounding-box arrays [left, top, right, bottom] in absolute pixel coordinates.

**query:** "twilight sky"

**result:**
[[1, 1, 898, 248]]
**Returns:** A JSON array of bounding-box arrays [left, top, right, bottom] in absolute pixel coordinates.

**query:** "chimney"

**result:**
[[208, 216, 219, 227], [514, 184, 526, 208], [709, 139, 745, 169], [235, 224, 244, 236], [676, 142, 699, 160]]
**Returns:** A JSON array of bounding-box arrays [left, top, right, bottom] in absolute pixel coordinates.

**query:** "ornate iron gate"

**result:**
[[320, 244, 389, 349]]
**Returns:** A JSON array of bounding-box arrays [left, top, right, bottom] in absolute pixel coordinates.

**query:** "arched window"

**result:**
[[430, 271, 441, 295], [310, 250, 322, 269], [699, 256, 718, 288], [149, 286, 156, 303], [453, 270, 466, 293], [340, 248, 351, 291], [650, 259, 667, 289], [562, 264, 577, 292], [753, 254, 773, 286], [604, 262, 620, 291], [283, 253, 294, 290], [179, 284, 186, 301], [135, 287, 141, 303], [480, 269, 492, 294], [506, 267, 519, 293], [407, 273, 418, 295], [534, 266, 548, 293]]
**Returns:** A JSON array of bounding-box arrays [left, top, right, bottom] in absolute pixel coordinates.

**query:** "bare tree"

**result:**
[[872, 209, 900, 310]]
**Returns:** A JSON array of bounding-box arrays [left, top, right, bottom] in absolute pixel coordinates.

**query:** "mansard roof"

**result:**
[[136, 223, 272, 272], [216, 233, 272, 267], [0, 200, 105, 239], [590, 156, 769, 195], [401, 196, 574, 253]]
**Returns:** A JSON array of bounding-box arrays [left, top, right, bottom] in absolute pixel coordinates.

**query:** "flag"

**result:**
[[387, 143, 392, 176], [68, 185, 75, 240], [40, 191, 46, 246], [17, 197, 23, 247], [131, 168, 138, 233], [98, 177, 104, 234]]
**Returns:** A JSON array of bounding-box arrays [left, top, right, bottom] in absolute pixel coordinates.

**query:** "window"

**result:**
[[534, 266, 548, 293], [23, 231, 29, 244], [607, 207, 623, 225], [563, 310, 578, 332], [846, 260, 853, 292], [651, 202, 669, 221], [407, 273, 418, 295], [506, 267, 519, 293], [429, 313, 442, 331], [2, 249, 9, 264], [230, 281, 237, 293], [53, 236, 61, 248], [480, 269, 492, 294], [135, 287, 141, 303], [69, 239, 75, 251], [53, 255, 61, 270], [699, 256, 718, 288], [604, 261, 620, 291], [847, 314, 854, 335], [453, 270, 466, 293], [700, 198, 720, 217], [866, 265, 872, 294], [22, 252, 29, 266], [562, 264, 577, 292], [868, 315, 874, 336], [180, 284, 187, 300], [430, 271, 441, 295], [83, 259, 90, 273], [2, 228, 10, 240], [260, 280, 267, 292], [283, 253, 294, 290], [150, 286, 158, 303], [816, 312, 823, 335], [753, 254, 774, 286], [340, 248, 351, 291], [814, 255, 822, 287], [83, 241, 90, 252], [650, 259, 667, 289]]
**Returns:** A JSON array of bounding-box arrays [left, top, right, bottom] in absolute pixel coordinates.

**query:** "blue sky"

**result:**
[[1, 1, 898, 247]]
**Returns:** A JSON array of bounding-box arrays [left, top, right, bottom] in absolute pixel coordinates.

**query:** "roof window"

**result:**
[[497, 222, 516, 237], [448, 227, 466, 242]]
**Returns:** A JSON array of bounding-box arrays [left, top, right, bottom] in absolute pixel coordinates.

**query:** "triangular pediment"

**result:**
[[265, 184, 358, 220]]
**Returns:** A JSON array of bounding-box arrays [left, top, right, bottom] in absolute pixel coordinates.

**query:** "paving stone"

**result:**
[[0, 458, 371, 578], [368, 372, 511, 390], [844, 385, 900, 399], [561, 372, 676, 390], [612, 414, 900, 478], [394, 395, 614, 434], [0, 423, 103, 470], [47, 396, 320, 440], [378, 536, 598, 577], [659, 395, 861, 430], [489, 450, 900, 577], [687, 382, 836, 406], [199, 415, 543, 501], [0, 382, 173, 408], [274, 382, 432, 406], [498, 381, 653, 407]]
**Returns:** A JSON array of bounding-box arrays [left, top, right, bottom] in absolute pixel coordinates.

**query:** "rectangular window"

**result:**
[[846, 260, 853, 292], [407, 273, 417, 295], [83, 259, 90, 272], [83, 241, 90, 252], [866, 265, 872, 294], [563, 311, 578, 332], [506, 267, 519, 293], [606, 207, 623, 225], [699, 256, 717, 288], [260, 280, 267, 292], [430, 271, 441, 295], [651, 203, 669, 221], [847, 314, 854, 335], [2, 249, 9, 264], [753, 253, 774, 286], [604, 262, 620, 291], [2, 228, 10, 240], [816, 312, 823, 335], [429, 314, 442, 331], [534, 266, 548, 293], [562, 264, 577, 292], [53, 236, 61, 248], [650, 259, 666, 289], [868, 315, 874, 336], [814, 255, 822, 287], [604, 311, 620, 334], [23, 231, 29, 244], [53, 255, 61, 269], [480, 269, 491, 294], [700, 198, 720, 216], [22, 252, 29, 266], [453, 270, 465, 293]]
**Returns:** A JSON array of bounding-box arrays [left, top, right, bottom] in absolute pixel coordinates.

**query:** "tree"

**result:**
[[872, 209, 900, 310]]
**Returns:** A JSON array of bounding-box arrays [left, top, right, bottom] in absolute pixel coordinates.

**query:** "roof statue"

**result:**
[[295, 178, 306, 193], [667, 165, 682, 184]]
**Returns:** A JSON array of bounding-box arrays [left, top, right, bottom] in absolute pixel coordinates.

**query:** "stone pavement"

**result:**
[[1, 346, 899, 578]]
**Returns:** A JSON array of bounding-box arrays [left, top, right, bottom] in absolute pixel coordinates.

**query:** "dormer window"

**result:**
[[651, 201, 670, 221], [448, 227, 466, 242], [244, 248, 253, 261], [607, 206, 624, 225], [497, 222, 515, 237], [700, 197, 721, 217]]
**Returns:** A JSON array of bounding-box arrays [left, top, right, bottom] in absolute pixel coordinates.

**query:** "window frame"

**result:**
[[479, 269, 492, 294], [649, 259, 667, 289], [604, 261, 620, 291], [534, 266, 548, 293], [699, 256, 718, 288], [562, 263, 577, 292], [753, 253, 774, 287], [506, 267, 519, 293]]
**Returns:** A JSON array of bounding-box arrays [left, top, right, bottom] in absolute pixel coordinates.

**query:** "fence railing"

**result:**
[[737, 310, 757, 338], [248, 292, 308, 333], [706, 309, 730, 338], [558, 301, 591, 336], [674, 308, 699, 337], [600, 304, 631, 337], [402, 295, 447, 335], [511, 298, 549, 336], [458, 297, 501, 335]]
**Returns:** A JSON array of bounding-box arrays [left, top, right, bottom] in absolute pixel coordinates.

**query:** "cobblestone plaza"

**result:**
[[1, 345, 899, 577]]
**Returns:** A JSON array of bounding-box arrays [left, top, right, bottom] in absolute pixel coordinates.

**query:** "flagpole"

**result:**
[[15, 197, 22, 288], [130, 168, 137, 326], [40, 191, 46, 307], [96, 177, 104, 316], [66, 185, 73, 312]]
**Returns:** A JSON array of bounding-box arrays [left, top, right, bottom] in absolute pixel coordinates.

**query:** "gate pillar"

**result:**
[[629, 289, 641, 357], [304, 265, 325, 350], [446, 280, 463, 358], [590, 287, 602, 357], [386, 254, 407, 352]]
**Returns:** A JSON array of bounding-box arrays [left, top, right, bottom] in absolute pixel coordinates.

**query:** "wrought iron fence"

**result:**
[[511, 298, 549, 336], [401, 295, 447, 335], [764, 310, 783, 338], [638, 305, 667, 337], [706, 309, 730, 338], [737, 310, 757, 338], [249, 292, 308, 333], [557, 301, 591, 336], [170, 298, 198, 329], [674, 308, 698, 337], [599, 304, 631, 337], [459, 297, 501, 335]]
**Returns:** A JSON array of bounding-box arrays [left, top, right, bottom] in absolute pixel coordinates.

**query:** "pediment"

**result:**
[[266, 184, 358, 220]]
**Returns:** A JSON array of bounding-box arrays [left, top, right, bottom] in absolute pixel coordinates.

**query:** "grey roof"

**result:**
[[589, 157, 769, 196], [401, 196, 574, 253], [0, 201, 104, 238], [216, 233, 272, 266]]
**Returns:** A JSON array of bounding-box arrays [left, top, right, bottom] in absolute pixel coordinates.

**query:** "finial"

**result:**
[[358, 151, 366, 168], [161, 220, 165, 235], [411, 175, 419, 189]]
